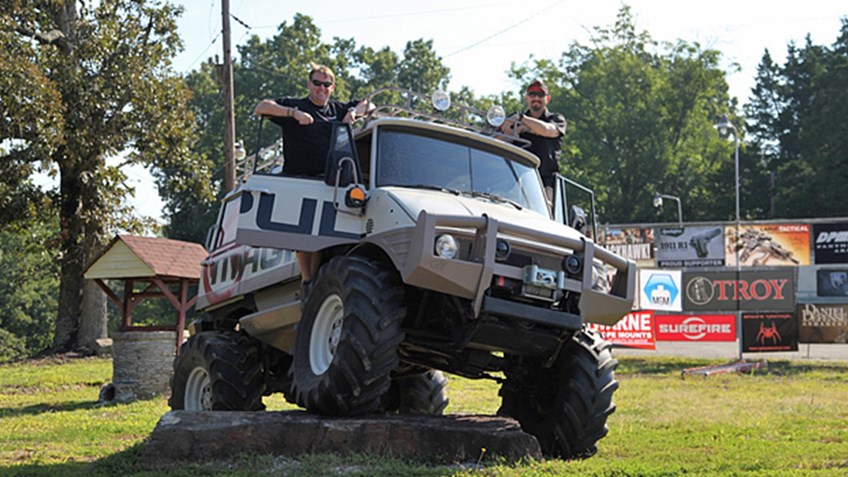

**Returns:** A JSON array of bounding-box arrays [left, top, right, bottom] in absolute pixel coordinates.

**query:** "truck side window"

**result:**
[[356, 133, 371, 187]]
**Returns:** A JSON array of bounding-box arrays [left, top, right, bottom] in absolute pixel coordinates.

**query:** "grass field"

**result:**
[[1, 355, 847, 476]]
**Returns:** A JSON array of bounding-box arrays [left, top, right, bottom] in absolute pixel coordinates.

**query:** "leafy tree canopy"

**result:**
[[0, 0, 212, 352], [510, 6, 737, 224]]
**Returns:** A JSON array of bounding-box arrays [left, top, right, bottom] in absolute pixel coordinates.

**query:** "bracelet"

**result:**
[[289, 107, 298, 118]]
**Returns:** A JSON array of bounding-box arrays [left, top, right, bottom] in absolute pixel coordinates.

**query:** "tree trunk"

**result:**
[[53, 156, 85, 352]]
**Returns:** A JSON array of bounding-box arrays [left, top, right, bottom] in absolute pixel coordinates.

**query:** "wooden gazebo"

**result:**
[[84, 235, 208, 352]]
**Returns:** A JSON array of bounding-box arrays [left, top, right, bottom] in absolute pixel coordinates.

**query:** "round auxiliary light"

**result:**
[[431, 90, 451, 111], [234, 140, 247, 161], [563, 254, 583, 276], [434, 234, 458, 259], [495, 239, 511, 260], [486, 105, 506, 127]]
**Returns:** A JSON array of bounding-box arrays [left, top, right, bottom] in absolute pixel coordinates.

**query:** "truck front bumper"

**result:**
[[368, 211, 636, 327]]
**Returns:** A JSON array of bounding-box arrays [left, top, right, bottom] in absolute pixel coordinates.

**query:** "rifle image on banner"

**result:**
[[689, 228, 722, 258], [728, 228, 801, 265]]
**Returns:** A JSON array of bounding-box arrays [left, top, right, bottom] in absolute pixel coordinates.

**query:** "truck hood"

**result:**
[[381, 187, 587, 242]]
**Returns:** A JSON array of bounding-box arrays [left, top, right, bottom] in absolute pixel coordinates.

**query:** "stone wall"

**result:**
[[111, 330, 178, 402]]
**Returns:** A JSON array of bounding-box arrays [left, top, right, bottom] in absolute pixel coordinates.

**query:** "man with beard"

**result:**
[[500, 80, 567, 202]]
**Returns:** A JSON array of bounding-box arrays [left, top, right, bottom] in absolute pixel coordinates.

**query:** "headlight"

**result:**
[[486, 105, 505, 127], [562, 254, 582, 276], [431, 90, 451, 111], [434, 234, 458, 259], [495, 239, 511, 260]]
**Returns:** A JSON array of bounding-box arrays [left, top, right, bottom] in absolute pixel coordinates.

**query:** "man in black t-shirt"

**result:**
[[253, 63, 371, 289], [499, 80, 567, 202], [254, 62, 368, 176]]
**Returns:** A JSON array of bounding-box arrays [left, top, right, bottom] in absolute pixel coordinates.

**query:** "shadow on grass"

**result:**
[[1, 445, 136, 477], [1, 444, 215, 477], [3, 445, 494, 477], [0, 400, 102, 418]]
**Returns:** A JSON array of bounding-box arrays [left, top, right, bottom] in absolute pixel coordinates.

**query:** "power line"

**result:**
[[445, 0, 565, 58], [249, 2, 512, 29], [183, 32, 221, 71]]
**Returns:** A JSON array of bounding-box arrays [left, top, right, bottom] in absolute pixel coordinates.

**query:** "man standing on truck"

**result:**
[[499, 80, 567, 202], [254, 62, 371, 291]]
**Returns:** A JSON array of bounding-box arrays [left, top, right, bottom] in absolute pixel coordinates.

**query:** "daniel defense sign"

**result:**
[[682, 269, 796, 312]]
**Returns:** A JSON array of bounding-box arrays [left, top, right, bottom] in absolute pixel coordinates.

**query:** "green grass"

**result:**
[[1, 355, 847, 476]]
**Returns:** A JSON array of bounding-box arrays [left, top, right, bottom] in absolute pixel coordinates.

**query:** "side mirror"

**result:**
[[324, 122, 361, 187], [570, 205, 587, 233]]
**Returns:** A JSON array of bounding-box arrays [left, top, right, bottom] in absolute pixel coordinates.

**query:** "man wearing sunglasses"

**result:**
[[500, 80, 567, 201], [253, 62, 371, 290], [254, 62, 369, 177]]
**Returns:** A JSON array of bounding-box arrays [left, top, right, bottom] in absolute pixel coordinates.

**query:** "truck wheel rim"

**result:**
[[185, 367, 212, 411], [310, 293, 344, 375]]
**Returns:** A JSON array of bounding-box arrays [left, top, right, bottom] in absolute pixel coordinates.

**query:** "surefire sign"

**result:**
[[589, 311, 656, 350], [654, 314, 737, 341]]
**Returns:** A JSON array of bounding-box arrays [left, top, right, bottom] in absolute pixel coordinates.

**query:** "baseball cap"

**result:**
[[526, 80, 549, 95]]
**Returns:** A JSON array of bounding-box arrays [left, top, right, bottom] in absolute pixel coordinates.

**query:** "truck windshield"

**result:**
[[376, 129, 549, 215]]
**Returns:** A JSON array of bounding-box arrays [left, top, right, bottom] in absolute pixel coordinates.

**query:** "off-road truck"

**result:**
[[170, 88, 636, 459]]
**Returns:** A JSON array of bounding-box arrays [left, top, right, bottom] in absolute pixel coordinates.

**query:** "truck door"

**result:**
[[235, 122, 366, 252], [552, 173, 598, 240]]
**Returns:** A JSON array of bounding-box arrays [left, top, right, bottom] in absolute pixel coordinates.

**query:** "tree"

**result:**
[[0, 1, 210, 353], [745, 19, 848, 218], [510, 6, 735, 224], [0, 156, 59, 362]]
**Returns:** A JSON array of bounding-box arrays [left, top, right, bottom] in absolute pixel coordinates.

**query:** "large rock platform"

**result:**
[[137, 411, 541, 467]]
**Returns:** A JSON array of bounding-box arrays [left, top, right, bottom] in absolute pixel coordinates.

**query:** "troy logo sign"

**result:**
[[683, 270, 795, 312]]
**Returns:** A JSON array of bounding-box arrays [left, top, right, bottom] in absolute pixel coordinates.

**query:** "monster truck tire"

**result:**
[[169, 331, 265, 411], [381, 369, 450, 415], [290, 256, 405, 416], [498, 328, 618, 459]]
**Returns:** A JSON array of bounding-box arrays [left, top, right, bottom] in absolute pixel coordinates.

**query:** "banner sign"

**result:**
[[682, 269, 795, 312], [812, 222, 848, 264], [604, 228, 654, 262], [654, 314, 736, 341], [742, 311, 798, 352], [816, 269, 848, 297], [725, 224, 811, 267], [797, 303, 848, 343], [589, 310, 656, 350], [639, 269, 682, 311], [656, 226, 725, 268]]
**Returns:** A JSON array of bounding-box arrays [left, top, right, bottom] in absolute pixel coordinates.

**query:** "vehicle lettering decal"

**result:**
[[239, 190, 253, 213], [256, 193, 317, 234], [319, 201, 361, 239], [202, 247, 294, 304]]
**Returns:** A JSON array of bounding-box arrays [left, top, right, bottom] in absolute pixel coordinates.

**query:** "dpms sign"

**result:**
[[683, 269, 795, 312]]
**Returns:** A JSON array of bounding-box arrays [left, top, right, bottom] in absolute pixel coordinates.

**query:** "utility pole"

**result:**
[[222, 0, 236, 192]]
